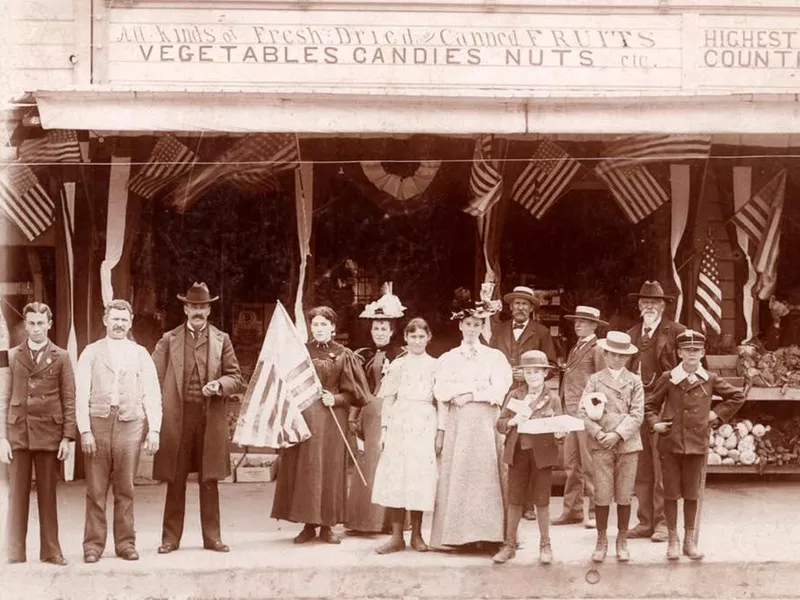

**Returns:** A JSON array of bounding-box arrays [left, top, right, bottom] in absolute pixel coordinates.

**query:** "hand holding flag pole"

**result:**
[[326, 401, 368, 487]]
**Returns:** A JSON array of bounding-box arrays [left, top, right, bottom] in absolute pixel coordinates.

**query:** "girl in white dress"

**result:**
[[371, 318, 444, 554]]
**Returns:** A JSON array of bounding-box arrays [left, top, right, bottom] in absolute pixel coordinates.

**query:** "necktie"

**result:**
[[642, 327, 652, 344], [513, 322, 525, 330], [30, 348, 42, 364]]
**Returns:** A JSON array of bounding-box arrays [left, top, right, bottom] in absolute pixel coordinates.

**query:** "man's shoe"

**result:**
[[318, 527, 341, 544], [83, 552, 100, 564], [158, 543, 178, 554], [203, 541, 230, 553], [118, 548, 139, 561], [628, 525, 653, 539], [539, 540, 553, 565], [42, 555, 68, 566], [522, 509, 537, 521], [651, 528, 669, 543], [492, 543, 516, 564], [551, 514, 582, 526], [293, 526, 317, 544]]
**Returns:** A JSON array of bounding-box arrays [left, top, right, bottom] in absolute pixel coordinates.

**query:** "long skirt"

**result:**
[[372, 402, 438, 512], [345, 398, 389, 532], [430, 402, 506, 548], [270, 403, 348, 527]]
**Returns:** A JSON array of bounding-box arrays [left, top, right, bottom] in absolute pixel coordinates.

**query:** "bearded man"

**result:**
[[625, 281, 686, 543]]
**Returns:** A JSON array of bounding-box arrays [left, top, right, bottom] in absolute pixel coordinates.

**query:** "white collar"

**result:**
[[187, 323, 208, 334], [106, 337, 131, 346], [670, 363, 709, 384], [579, 334, 597, 343], [458, 341, 484, 356], [642, 318, 662, 334], [607, 367, 625, 380], [27, 339, 48, 351]]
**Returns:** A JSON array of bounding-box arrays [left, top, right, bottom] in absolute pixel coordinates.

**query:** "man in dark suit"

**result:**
[[491, 285, 558, 519], [552, 306, 606, 529], [626, 281, 686, 542], [763, 291, 800, 350], [0, 302, 76, 565], [152, 283, 244, 554]]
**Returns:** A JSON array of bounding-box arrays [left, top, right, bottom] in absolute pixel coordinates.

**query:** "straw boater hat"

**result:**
[[676, 329, 706, 349], [628, 280, 674, 303], [519, 350, 557, 370], [564, 305, 609, 326], [450, 287, 501, 320], [596, 331, 639, 355], [503, 285, 541, 308], [359, 282, 407, 320], [177, 282, 219, 304]]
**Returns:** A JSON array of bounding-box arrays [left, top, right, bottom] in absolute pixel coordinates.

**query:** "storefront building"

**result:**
[[5, 0, 800, 474]]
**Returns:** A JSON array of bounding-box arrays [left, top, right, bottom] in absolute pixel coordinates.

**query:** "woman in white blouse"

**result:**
[[429, 288, 513, 551]]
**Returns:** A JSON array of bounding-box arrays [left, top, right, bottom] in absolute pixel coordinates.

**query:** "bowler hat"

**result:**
[[503, 286, 541, 308], [628, 280, 675, 302], [597, 331, 639, 355], [564, 305, 609, 326], [676, 329, 706, 349], [177, 282, 219, 304], [519, 350, 556, 370]]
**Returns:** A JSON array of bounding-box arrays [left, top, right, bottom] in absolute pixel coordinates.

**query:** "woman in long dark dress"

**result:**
[[271, 306, 370, 543], [346, 285, 406, 534]]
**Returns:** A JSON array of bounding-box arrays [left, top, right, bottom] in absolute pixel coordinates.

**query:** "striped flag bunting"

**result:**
[[233, 301, 320, 449], [168, 133, 299, 211], [19, 130, 83, 164], [511, 140, 580, 219], [226, 171, 281, 195], [128, 135, 197, 200], [0, 164, 55, 240], [595, 163, 669, 224], [694, 237, 723, 334], [732, 169, 786, 257], [464, 135, 503, 217], [599, 134, 712, 170]]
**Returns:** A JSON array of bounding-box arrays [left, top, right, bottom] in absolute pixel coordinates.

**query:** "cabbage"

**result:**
[[715, 446, 728, 457], [738, 435, 756, 453], [721, 457, 736, 465], [742, 419, 753, 433], [727, 449, 740, 460], [735, 422, 749, 438], [718, 424, 735, 439], [739, 450, 757, 465], [723, 435, 739, 450], [709, 431, 715, 447], [707, 453, 722, 465], [714, 434, 726, 447], [752, 424, 767, 438]]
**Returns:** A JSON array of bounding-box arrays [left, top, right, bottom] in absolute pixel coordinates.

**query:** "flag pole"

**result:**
[[328, 406, 368, 487]]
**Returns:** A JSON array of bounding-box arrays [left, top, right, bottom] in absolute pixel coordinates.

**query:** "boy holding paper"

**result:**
[[578, 331, 643, 564], [493, 350, 565, 565]]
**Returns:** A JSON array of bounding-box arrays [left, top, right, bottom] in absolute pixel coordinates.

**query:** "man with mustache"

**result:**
[[152, 283, 243, 555], [76, 299, 162, 563], [625, 281, 686, 543], [491, 286, 558, 520]]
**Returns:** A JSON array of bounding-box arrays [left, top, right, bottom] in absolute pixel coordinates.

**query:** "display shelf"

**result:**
[[707, 464, 800, 475]]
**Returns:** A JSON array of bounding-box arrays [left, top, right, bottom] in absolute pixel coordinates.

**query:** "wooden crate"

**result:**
[[706, 354, 739, 377], [234, 466, 271, 483]]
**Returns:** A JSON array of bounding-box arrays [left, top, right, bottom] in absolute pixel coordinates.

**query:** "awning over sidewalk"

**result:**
[[35, 88, 800, 135]]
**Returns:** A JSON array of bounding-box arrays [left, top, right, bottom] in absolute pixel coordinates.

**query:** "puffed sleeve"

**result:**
[[336, 347, 371, 408], [472, 349, 513, 405], [433, 351, 462, 404]]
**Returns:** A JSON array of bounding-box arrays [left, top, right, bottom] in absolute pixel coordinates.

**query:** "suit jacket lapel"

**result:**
[[171, 327, 186, 401], [208, 326, 223, 380], [566, 338, 594, 370], [30, 341, 56, 376], [517, 320, 538, 347], [656, 320, 671, 361], [16, 342, 36, 373]]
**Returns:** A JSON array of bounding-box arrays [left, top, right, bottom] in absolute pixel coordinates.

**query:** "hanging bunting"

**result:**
[[360, 160, 440, 200]]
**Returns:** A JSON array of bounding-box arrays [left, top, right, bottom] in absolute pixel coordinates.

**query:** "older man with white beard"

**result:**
[[625, 281, 685, 543]]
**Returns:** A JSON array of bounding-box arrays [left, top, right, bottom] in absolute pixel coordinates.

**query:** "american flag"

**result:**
[[0, 164, 55, 241], [233, 302, 321, 449], [694, 238, 723, 334], [596, 163, 669, 224], [19, 130, 83, 164], [169, 133, 299, 212], [601, 134, 712, 170], [128, 135, 197, 200], [464, 135, 503, 217], [732, 170, 787, 299], [511, 140, 580, 219]]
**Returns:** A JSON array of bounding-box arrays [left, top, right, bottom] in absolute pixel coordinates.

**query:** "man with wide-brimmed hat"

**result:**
[[645, 329, 744, 561], [625, 281, 686, 543], [552, 306, 607, 529], [152, 283, 244, 555]]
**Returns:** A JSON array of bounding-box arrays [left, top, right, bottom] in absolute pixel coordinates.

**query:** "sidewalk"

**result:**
[[2, 477, 800, 599]]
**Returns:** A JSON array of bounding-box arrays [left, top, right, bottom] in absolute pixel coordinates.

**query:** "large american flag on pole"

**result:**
[[595, 163, 669, 223], [233, 302, 320, 449], [511, 140, 580, 219], [694, 237, 723, 334], [601, 134, 712, 169], [463, 135, 503, 217], [128, 135, 197, 200]]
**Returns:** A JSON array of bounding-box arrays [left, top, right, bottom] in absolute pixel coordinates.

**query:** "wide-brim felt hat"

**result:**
[[177, 282, 219, 304], [564, 305, 609, 326], [628, 280, 674, 302], [597, 331, 638, 355], [503, 285, 541, 308]]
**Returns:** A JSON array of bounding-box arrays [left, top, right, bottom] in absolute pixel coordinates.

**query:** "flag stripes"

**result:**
[[600, 134, 712, 170], [0, 165, 55, 240], [694, 238, 723, 334], [732, 169, 785, 255], [19, 130, 83, 164], [128, 135, 196, 199], [511, 140, 580, 219], [464, 135, 503, 217], [596, 163, 669, 223]]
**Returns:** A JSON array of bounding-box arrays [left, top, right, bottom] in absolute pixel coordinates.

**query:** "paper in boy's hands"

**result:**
[[506, 399, 532, 420]]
